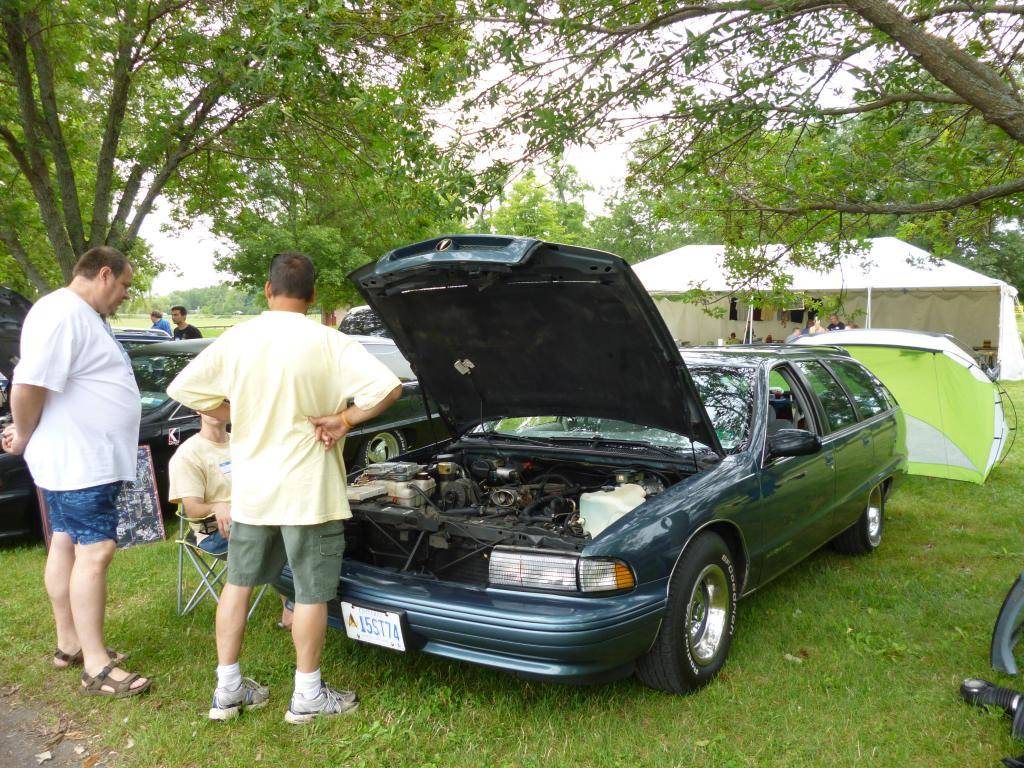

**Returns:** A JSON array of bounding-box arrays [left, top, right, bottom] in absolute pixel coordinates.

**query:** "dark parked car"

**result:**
[[338, 305, 390, 338], [0, 331, 441, 540], [276, 234, 908, 694], [114, 327, 172, 349]]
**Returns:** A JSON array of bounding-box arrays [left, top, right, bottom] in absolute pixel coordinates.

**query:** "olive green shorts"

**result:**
[[226, 519, 346, 605]]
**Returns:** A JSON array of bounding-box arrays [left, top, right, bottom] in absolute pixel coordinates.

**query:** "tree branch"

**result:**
[[730, 175, 1024, 214], [0, 7, 76, 278], [89, 0, 138, 247], [24, 10, 86, 255], [0, 221, 51, 293]]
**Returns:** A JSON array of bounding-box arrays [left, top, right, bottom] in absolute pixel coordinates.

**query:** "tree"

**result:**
[[469, 0, 1024, 274], [0, 0, 470, 290]]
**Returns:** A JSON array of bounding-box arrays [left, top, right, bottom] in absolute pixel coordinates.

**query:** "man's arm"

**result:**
[[1, 383, 48, 455], [309, 384, 403, 449], [180, 497, 232, 539], [199, 402, 231, 422]]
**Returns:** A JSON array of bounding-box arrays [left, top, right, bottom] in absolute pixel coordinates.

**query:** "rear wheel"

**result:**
[[831, 483, 884, 555], [356, 429, 408, 467], [636, 532, 738, 694]]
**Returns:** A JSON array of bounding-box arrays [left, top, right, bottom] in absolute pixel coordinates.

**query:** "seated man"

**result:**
[[168, 412, 292, 627], [168, 412, 232, 555]]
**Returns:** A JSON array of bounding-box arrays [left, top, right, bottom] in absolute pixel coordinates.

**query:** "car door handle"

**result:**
[[777, 471, 806, 486], [861, 436, 871, 446], [824, 454, 835, 467]]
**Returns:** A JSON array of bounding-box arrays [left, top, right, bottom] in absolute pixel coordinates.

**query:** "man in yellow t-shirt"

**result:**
[[167, 252, 402, 724], [168, 412, 232, 555]]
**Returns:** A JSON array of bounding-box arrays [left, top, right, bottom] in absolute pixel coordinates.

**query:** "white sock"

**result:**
[[294, 668, 322, 700], [217, 663, 242, 692]]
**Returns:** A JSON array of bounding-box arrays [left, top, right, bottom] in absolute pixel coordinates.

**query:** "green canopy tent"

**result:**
[[795, 329, 1012, 483]]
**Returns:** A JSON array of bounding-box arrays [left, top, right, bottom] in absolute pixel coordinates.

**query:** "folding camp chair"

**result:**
[[175, 505, 267, 620]]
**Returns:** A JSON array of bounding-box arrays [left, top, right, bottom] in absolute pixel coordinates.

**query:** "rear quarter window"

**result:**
[[794, 360, 858, 431], [827, 359, 889, 418]]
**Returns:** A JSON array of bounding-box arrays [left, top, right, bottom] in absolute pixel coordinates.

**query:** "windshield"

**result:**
[[131, 354, 193, 413], [475, 367, 753, 454]]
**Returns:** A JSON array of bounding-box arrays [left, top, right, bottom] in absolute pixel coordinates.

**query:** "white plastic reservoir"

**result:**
[[580, 484, 647, 538]]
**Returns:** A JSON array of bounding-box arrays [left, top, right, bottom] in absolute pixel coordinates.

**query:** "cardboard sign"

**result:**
[[38, 445, 166, 549]]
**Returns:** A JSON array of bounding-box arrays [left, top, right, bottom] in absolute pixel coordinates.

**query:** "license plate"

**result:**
[[340, 601, 406, 651]]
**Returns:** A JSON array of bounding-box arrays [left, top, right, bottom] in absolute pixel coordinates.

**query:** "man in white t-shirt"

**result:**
[[1, 246, 150, 698], [168, 252, 402, 723]]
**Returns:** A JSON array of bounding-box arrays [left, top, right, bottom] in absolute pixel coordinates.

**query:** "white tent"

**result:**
[[633, 237, 1024, 380]]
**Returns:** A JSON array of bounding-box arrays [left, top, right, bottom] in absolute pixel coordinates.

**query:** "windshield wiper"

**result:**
[[461, 430, 557, 447], [545, 435, 695, 460]]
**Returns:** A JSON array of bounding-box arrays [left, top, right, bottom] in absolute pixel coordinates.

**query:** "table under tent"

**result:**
[[632, 237, 1024, 381]]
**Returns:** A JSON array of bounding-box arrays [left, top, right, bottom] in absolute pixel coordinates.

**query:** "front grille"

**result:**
[[346, 520, 491, 587]]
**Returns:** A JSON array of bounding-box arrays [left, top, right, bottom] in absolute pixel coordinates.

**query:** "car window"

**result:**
[[827, 360, 888, 418], [339, 308, 390, 338], [794, 360, 858, 432], [691, 367, 754, 452], [131, 354, 193, 413], [767, 365, 816, 435]]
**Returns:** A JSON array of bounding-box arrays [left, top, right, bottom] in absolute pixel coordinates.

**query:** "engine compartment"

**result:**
[[342, 449, 689, 587]]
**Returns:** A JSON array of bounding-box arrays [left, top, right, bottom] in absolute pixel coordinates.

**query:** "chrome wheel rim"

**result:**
[[866, 486, 883, 547], [365, 432, 401, 464], [687, 564, 729, 665]]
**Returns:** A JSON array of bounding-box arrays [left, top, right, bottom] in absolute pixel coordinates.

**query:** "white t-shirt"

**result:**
[[167, 311, 401, 525], [13, 288, 141, 490]]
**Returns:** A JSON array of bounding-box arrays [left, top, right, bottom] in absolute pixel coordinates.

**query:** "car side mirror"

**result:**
[[768, 429, 821, 458]]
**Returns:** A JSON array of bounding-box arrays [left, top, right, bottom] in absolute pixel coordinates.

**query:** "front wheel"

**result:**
[[356, 429, 408, 467], [831, 483, 885, 555], [635, 532, 738, 695]]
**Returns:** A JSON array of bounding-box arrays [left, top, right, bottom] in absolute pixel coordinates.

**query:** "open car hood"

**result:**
[[0, 287, 31, 380], [350, 235, 721, 454]]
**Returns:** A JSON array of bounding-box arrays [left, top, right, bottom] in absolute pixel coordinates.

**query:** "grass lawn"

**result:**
[[1, 383, 1023, 766]]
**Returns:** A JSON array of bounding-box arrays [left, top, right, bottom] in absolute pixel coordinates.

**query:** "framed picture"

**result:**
[[37, 444, 166, 549]]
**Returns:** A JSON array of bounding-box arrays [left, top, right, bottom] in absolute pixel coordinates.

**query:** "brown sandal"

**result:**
[[80, 665, 151, 698], [53, 647, 128, 669]]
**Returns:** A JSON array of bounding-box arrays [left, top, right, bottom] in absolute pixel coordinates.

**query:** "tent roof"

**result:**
[[633, 237, 1012, 294]]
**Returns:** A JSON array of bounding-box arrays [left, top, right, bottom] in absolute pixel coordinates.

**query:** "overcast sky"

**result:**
[[140, 142, 631, 294]]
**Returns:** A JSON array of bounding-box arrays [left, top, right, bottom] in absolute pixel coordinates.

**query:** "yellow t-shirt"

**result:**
[[167, 433, 232, 536], [166, 311, 401, 525]]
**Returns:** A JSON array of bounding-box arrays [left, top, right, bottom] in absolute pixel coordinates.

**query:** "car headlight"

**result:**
[[488, 548, 636, 593]]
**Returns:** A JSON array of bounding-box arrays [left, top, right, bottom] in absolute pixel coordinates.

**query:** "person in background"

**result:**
[[150, 310, 172, 336], [808, 317, 825, 335], [826, 313, 846, 331], [167, 252, 402, 724], [171, 306, 203, 340], [725, 332, 740, 345], [785, 326, 805, 343], [1, 246, 150, 698]]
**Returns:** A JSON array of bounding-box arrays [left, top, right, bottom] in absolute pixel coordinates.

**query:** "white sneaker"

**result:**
[[285, 682, 359, 724], [208, 678, 270, 721]]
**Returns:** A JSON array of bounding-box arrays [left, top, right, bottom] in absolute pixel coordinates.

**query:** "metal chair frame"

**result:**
[[175, 505, 266, 620]]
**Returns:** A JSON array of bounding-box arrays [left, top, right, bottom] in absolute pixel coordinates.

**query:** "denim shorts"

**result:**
[[42, 481, 123, 545]]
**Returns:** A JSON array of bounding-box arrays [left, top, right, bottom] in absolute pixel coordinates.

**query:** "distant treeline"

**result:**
[[123, 284, 263, 316]]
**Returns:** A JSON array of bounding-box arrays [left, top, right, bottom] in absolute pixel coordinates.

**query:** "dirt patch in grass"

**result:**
[[0, 684, 115, 767]]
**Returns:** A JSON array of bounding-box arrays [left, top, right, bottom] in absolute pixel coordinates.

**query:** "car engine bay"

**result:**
[[342, 451, 690, 587]]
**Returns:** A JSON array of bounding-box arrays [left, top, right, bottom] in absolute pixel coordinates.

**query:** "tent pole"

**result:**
[[867, 285, 872, 329], [746, 304, 753, 343]]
